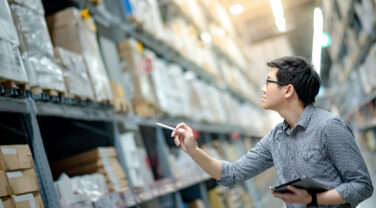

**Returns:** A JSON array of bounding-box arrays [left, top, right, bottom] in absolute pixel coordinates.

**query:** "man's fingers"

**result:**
[[174, 135, 180, 146], [176, 123, 191, 131], [286, 185, 299, 193]]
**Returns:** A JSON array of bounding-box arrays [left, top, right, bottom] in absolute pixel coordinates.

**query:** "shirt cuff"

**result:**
[[217, 160, 234, 186], [335, 183, 357, 207]]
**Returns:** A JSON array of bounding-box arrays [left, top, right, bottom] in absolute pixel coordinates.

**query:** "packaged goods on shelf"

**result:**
[[10, 4, 65, 92], [184, 73, 204, 121], [359, 45, 376, 94], [0, 196, 12, 208], [126, 0, 165, 39], [200, 145, 221, 160], [11, 192, 44, 208], [117, 39, 159, 116], [150, 58, 171, 114], [52, 147, 128, 192], [54, 47, 95, 100], [208, 187, 225, 208], [0, 0, 19, 45], [0, 145, 34, 171], [0, 40, 28, 83], [109, 81, 129, 113], [168, 148, 198, 178], [7, 0, 44, 15], [137, 147, 154, 185], [47, 8, 112, 102], [222, 141, 240, 161], [187, 199, 205, 208], [190, 79, 214, 122], [54, 173, 108, 206], [354, 1, 375, 36], [165, 64, 191, 117], [118, 133, 144, 187], [0, 171, 11, 197], [6, 169, 40, 195], [0, 0, 28, 83]]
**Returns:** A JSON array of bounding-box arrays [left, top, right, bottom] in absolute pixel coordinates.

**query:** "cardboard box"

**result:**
[[47, 8, 112, 102], [7, 169, 39, 195], [0, 145, 34, 171], [0, 196, 14, 208], [0, 171, 11, 197], [188, 199, 205, 208], [11, 192, 43, 208], [52, 147, 116, 172]]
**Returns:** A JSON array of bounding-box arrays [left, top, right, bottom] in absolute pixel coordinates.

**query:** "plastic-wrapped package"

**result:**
[[11, 4, 53, 57], [8, 0, 44, 15], [22, 55, 65, 91], [151, 58, 171, 113], [0, 40, 28, 82], [0, 0, 19, 45], [11, 4, 66, 92], [54, 173, 108, 206], [54, 47, 95, 100], [47, 8, 112, 101]]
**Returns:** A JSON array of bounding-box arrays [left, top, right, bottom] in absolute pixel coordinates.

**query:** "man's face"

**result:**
[[261, 67, 285, 110]]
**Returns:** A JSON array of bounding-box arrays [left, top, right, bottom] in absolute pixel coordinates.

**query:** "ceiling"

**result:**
[[220, 0, 319, 60]]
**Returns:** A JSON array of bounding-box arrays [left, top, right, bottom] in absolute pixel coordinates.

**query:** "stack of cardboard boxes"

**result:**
[[46, 7, 112, 103], [51, 147, 129, 192], [117, 39, 159, 117], [0, 145, 44, 208]]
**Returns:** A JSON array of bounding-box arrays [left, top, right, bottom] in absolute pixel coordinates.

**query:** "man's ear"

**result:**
[[284, 84, 294, 98]]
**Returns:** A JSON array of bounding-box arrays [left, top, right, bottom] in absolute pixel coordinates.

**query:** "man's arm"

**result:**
[[270, 117, 373, 206], [322, 117, 374, 207], [172, 123, 274, 186]]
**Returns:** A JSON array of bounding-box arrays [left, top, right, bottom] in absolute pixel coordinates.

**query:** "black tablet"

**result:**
[[272, 176, 328, 193]]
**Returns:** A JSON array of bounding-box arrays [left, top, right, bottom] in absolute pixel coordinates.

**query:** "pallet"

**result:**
[[111, 99, 129, 113], [31, 87, 65, 103], [0, 78, 31, 97], [61, 93, 92, 106], [133, 98, 159, 118], [87, 0, 102, 5], [128, 16, 144, 29]]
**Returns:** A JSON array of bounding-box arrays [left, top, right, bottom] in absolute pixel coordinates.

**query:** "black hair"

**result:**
[[266, 56, 321, 106]]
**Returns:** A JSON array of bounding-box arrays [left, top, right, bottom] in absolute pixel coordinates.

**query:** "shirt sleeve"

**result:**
[[323, 117, 374, 207], [218, 131, 274, 186]]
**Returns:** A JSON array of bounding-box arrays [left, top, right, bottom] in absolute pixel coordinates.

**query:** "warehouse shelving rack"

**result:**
[[0, 95, 265, 207], [0, 1, 273, 207], [320, 0, 376, 122]]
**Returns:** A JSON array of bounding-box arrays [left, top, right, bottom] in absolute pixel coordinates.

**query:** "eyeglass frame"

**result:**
[[266, 79, 287, 86]]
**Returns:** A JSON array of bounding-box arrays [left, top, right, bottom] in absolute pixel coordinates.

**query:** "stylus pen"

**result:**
[[155, 122, 178, 131]]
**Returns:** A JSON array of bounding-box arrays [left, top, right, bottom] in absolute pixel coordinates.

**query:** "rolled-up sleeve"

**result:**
[[323, 118, 374, 207], [218, 132, 274, 186]]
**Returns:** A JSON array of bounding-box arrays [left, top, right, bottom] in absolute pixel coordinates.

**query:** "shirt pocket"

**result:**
[[301, 148, 327, 177]]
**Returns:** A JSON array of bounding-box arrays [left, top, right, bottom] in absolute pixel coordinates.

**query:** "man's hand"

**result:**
[[270, 185, 312, 205], [171, 123, 197, 155]]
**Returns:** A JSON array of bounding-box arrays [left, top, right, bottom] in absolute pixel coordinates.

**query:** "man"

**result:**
[[171, 56, 373, 207]]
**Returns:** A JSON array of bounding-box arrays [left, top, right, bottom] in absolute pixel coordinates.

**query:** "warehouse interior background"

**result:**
[[0, 0, 375, 207]]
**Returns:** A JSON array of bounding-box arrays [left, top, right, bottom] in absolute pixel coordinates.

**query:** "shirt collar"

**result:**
[[282, 104, 315, 131]]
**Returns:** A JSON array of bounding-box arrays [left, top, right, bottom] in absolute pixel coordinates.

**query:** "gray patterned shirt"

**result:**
[[219, 104, 373, 207]]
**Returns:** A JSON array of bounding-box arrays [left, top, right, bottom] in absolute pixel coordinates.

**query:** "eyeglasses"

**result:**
[[266, 79, 287, 86]]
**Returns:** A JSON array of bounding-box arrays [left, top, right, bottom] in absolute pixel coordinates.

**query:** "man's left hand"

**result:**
[[270, 185, 312, 205]]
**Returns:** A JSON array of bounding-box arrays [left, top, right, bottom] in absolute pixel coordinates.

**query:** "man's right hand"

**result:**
[[171, 123, 197, 155]]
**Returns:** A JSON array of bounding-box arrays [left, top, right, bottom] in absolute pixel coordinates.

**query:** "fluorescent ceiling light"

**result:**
[[230, 4, 244, 15], [269, 0, 286, 32], [200, 32, 212, 43], [312, 7, 323, 75]]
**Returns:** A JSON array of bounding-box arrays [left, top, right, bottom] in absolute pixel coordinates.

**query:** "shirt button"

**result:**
[[290, 156, 294, 160], [292, 174, 297, 179]]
